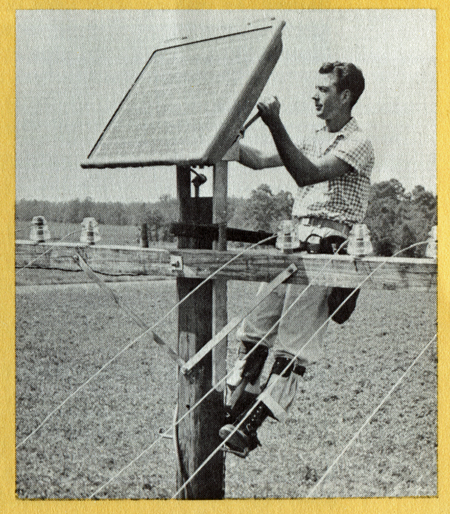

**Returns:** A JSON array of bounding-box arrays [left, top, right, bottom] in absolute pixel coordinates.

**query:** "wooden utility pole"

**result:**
[[175, 165, 225, 499], [212, 161, 228, 388]]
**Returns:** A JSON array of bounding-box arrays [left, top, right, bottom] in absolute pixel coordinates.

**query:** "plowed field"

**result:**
[[16, 278, 436, 498]]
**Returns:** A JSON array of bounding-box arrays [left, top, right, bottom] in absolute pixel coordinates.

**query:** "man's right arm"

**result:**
[[238, 142, 283, 170]]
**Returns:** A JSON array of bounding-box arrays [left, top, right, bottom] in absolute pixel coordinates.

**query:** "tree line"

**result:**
[[16, 179, 436, 256]]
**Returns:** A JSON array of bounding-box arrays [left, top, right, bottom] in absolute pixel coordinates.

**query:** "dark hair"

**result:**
[[319, 62, 365, 108]]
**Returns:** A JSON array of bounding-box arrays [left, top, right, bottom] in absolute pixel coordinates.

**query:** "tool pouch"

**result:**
[[327, 286, 360, 324], [290, 232, 361, 324], [317, 235, 361, 324]]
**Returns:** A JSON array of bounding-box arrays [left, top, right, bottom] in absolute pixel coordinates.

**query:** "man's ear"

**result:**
[[341, 89, 352, 105]]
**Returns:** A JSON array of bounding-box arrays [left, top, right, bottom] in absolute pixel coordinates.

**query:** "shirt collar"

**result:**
[[316, 117, 359, 137]]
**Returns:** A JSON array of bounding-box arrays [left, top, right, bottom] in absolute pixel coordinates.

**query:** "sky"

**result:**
[[15, 9, 436, 203]]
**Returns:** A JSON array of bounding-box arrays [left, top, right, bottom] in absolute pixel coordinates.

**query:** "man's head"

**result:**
[[313, 62, 365, 123]]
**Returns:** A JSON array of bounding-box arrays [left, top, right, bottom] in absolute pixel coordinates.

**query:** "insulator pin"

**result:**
[[347, 224, 373, 257], [425, 225, 437, 259], [30, 216, 51, 243], [80, 217, 101, 245]]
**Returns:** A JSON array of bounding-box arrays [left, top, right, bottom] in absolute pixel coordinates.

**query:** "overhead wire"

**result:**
[[16, 235, 435, 498], [88, 239, 351, 498], [16, 234, 276, 449], [15, 229, 82, 275], [306, 334, 436, 498], [170, 240, 434, 498], [15, 263, 158, 278], [93, 239, 435, 498]]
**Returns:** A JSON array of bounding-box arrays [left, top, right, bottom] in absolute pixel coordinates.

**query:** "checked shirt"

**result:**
[[292, 117, 375, 225]]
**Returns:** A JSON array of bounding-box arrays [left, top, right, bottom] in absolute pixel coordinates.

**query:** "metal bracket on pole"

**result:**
[[180, 263, 298, 375]]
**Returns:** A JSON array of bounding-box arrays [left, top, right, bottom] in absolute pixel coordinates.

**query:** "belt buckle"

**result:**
[[309, 217, 323, 229], [301, 217, 311, 227]]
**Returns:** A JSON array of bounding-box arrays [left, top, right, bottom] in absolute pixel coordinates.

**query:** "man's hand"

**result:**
[[257, 96, 281, 129], [255, 96, 351, 186]]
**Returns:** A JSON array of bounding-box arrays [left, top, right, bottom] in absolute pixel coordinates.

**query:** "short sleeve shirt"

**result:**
[[291, 118, 375, 224]]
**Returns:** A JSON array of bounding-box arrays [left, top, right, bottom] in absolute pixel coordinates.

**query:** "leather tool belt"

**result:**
[[298, 216, 352, 237]]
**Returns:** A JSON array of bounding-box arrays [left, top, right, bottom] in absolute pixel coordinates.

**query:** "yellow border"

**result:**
[[2, 2, 448, 514]]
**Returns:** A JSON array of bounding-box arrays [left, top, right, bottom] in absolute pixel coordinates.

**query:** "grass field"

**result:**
[[15, 273, 437, 499]]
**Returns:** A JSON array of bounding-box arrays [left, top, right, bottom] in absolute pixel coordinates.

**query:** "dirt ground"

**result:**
[[15, 278, 437, 498]]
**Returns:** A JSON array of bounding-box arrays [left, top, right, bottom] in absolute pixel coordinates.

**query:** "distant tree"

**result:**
[[80, 197, 95, 220], [274, 190, 295, 221], [396, 185, 437, 257], [109, 202, 127, 225], [395, 223, 417, 257], [236, 184, 293, 232], [64, 198, 82, 223], [243, 184, 275, 231], [145, 209, 164, 241], [227, 197, 247, 228], [15, 199, 35, 220], [15, 179, 436, 256], [158, 194, 179, 222], [364, 179, 404, 255], [364, 179, 436, 257]]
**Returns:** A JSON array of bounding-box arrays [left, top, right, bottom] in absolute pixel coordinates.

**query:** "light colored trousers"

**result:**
[[232, 225, 345, 420]]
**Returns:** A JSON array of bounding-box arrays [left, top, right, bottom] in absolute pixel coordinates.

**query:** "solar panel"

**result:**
[[81, 19, 285, 169]]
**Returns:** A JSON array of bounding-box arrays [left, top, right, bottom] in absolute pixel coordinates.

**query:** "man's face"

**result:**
[[312, 72, 345, 121]]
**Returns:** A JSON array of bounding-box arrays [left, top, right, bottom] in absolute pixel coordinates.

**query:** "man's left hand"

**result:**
[[257, 96, 281, 128]]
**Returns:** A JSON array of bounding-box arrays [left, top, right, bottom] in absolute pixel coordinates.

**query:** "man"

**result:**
[[219, 62, 375, 456]]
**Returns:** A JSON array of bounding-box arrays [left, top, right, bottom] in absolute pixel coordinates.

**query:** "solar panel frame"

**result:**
[[81, 19, 285, 169]]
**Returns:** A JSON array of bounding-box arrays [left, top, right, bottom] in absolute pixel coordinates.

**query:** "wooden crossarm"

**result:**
[[15, 241, 436, 290], [170, 250, 437, 291]]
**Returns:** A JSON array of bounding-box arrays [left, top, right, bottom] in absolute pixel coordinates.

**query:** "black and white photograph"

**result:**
[[15, 9, 437, 499]]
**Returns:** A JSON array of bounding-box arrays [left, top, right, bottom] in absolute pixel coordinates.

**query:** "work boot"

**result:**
[[227, 340, 269, 388], [220, 355, 306, 457], [219, 400, 274, 457], [224, 390, 258, 426], [225, 341, 269, 423]]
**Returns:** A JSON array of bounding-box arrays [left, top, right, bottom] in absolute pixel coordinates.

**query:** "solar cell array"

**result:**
[[82, 19, 285, 168]]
